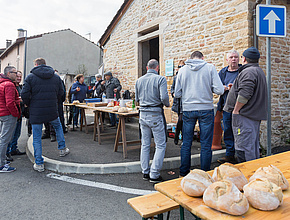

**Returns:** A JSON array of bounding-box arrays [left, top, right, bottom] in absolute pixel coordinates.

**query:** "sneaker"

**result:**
[[143, 173, 150, 181], [41, 133, 50, 139], [50, 135, 56, 142], [33, 164, 44, 172], [149, 176, 163, 183], [60, 148, 70, 157], [0, 164, 16, 172], [6, 154, 14, 161], [217, 156, 237, 164], [11, 149, 26, 156]]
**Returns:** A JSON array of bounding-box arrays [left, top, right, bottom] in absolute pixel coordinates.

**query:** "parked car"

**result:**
[[84, 75, 96, 90]]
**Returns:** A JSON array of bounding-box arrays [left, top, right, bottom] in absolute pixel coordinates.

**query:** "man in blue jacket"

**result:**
[[21, 58, 70, 172]]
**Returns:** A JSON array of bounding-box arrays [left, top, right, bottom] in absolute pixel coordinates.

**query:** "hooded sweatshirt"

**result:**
[[175, 59, 224, 111], [21, 64, 64, 124]]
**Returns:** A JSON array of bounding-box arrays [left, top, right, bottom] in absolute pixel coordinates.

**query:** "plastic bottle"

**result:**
[[132, 99, 135, 110], [102, 93, 106, 102], [114, 94, 117, 106]]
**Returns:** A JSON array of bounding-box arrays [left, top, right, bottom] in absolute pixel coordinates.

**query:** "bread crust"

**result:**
[[212, 163, 248, 191], [243, 178, 283, 211], [203, 179, 249, 215], [249, 165, 289, 190], [180, 169, 214, 197]]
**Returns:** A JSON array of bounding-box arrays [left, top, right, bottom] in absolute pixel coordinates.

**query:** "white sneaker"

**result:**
[[60, 148, 70, 157], [33, 163, 44, 172]]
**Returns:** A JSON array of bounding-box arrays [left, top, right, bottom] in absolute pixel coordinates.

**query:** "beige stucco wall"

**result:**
[[0, 43, 25, 74]]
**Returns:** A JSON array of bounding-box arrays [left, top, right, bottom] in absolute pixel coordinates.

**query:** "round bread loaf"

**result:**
[[249, 165, 289, 190], [107, 102, 114, 107], [243, 178, 283, 211], [203, 179, 249, 216], [118, 107, 129, 113], [112, 106, 120, 112], [180, 169, 214, 197], [212, 163, 248, 191], [73, 100, 80, 104]]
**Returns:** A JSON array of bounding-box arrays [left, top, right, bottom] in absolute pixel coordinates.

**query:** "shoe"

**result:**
[[5, 161, 11, 165], [33, 163, 44, 172], [0, 164, 16, 172], [143, 173, 150, 181], [149, 176, 163, 183], [11, 149, 26, 156], [60, 148, 70, 157], [217, 156, 237, 164], [6, 154, 13, 162], [50, 135, 56, 142], [41, 133, 50, 139]]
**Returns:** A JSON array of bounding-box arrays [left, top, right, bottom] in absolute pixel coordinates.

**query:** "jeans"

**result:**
[[180, 110, 214, 176], [140, 111, 167, 179], [0, 115, 17, 166], [58, 102, 65, 132], [7, 118, 22, 154], [109, 113, 119, 126], [222, 111, 235, 157], [73, 106, 81, 126], [32, 117, 66, 165]]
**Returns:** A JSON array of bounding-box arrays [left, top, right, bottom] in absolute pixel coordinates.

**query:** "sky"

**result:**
[[0, 0, 124, 48]]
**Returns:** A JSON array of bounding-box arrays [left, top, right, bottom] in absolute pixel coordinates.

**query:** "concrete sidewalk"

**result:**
[[26, 117, 226, 174]]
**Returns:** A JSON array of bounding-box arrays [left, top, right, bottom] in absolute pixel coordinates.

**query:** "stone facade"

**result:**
[[102, 0, 290, 147]]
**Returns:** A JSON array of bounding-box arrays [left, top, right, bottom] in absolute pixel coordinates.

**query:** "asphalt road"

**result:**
[[1, 121, 197, 220]]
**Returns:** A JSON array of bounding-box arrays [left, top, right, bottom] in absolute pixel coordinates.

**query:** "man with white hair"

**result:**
[[217, 50, 241, 164]]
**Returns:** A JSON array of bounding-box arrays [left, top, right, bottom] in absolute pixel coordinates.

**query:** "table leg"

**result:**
[[80, 108, 83, 131], [114, 117, 122, 152], [120, 117, 127, 158], [96, 111, 101, 144], [83, 109, 88, 134], [100, 112, 104, 132], [93, 111, 97, 141], [65, 106, 69, 125], [180, 206, 185, 220]]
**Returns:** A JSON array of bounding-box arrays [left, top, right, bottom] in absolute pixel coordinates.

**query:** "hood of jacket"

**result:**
[[30, 65, 55, 79], [184, 59, 207, 71], [0, 74, 13, 84]]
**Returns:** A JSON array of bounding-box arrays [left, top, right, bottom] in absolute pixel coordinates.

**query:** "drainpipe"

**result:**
[[253, 0, 263, 49]]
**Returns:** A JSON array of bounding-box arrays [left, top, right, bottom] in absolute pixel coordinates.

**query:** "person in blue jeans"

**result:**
[[175, 51, 224, 175], [21, 58, 70, 172], [216, 50, 241, 164]]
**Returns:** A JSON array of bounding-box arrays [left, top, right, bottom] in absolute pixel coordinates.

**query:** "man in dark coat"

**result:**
[[92, 74, 104, 98], [21, 58, 70, 172]]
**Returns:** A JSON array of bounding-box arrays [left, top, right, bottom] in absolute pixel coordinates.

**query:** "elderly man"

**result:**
[[224, 47, 267, 163], [21, 58, 70, 172], [216, 50, 241, 164], [135, 59, 169, 183], [93, 74, 105, 98], [0, 66, 21, 172], [175, 51, 224, 176], [101, 71, 122, 127]]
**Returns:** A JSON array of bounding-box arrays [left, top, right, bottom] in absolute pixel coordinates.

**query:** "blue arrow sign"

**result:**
[[256, 4, 286, 37]]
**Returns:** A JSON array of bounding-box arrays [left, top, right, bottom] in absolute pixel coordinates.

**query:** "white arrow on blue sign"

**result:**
[[256, 4, 286, 37]]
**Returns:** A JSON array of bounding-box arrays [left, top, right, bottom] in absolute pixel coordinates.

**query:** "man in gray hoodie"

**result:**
[[175, 51, 224, 175]]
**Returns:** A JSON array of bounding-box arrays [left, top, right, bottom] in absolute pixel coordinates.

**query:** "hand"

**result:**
[[93, 86, 96, 90], [114, 88, 118, 93], [224, 85, 228, 91], [101, 81, 106, 85], [228, 83, 233, 90], [232, 110, 239, 114], [76, 87, 80, 91]]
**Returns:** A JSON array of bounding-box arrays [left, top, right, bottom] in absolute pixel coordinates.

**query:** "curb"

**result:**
[[26, 136, 226, 174]]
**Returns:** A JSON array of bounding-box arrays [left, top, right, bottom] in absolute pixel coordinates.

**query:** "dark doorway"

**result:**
[[141, 37, 159, 75]]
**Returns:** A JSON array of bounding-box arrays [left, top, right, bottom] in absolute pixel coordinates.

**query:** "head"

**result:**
[[178, 60, 185, 69], [76, 74, 84, 84], [146, 59, 159, 72], [34, 58, 46, 67], [104, 71, 112, 81], [190, 51, 204, 60], [242, 47, 260, 65], [226, 50, 239, 69], [4, 66, 17, 81], [16, 71, 22, 85], [95, 74, 102, 81]]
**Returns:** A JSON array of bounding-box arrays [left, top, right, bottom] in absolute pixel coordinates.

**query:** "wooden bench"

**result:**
[[127, 192, 179, 220]]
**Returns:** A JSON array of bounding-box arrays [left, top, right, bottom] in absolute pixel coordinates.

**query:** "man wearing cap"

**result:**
[[224, 47, 268, 162], [101, 71, 122, 127]]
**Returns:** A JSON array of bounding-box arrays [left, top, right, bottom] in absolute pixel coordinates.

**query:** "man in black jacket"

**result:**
[[21, 58, 70, 172]]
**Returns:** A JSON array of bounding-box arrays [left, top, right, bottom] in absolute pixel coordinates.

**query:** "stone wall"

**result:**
[[102, 0, 289, 147]]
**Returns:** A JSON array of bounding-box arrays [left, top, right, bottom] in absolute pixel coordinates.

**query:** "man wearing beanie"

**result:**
[[224, 47, 268, 162]]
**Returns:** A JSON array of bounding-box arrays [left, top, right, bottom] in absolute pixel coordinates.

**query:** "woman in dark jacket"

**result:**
[[171, 60, 185, 145]]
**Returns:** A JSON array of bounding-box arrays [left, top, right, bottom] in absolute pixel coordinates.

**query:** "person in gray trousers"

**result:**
[[135, 59, 170, 183]]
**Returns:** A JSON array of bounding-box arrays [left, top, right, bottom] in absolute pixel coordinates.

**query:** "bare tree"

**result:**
[[75, 64, 88, 76]]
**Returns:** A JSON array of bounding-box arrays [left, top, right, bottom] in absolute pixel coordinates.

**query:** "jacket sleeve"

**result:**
[[21, 78, 32, 107], [171, 76, 176, 95], [237, 71, 256, 101], [57, 78, 64, 102], [160, 77, 170, 107], [174, 72, 182, 99], [211, 65, 224, 95], [5, 83, 20, 117], [114, 78, 122, 92], [70, 83, 78, 94], [135, 81, 139, 103]]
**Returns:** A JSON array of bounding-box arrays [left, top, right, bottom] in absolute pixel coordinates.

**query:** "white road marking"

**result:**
[[47, 173, 155, 195]]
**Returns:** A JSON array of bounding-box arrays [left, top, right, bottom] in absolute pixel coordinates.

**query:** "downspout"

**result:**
[[253, 0, 263, 49]]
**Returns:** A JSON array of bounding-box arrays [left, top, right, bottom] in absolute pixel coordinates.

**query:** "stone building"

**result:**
[[98, 0, 290, 147]]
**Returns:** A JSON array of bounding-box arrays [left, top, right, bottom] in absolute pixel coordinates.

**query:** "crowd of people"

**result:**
[[0, 46, 267, 179]]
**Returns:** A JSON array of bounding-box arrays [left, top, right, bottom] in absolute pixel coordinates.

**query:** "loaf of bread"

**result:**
[[73, 100, 80, 104], [203, 179, 249, 215], [180, 169, 214, 197], [212, 163, 248, 191], [243, 178, 283, 211], [112, 106, 120, 112], [125, 101, 132, 108], [249, 165, 289, 190], [118, 107, 129, 113], [107, 102, 114, 107]]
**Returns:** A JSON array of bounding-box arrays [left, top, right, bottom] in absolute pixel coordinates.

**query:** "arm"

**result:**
[[114, 78, 122, 92], [174, 72, 182, 98], [232, 99, 246, 114], [57, 78, 65, 102], [211, 66, 224, 95], [135, 81, 139, 103], [70, 83, 78, 94], [21, 78, 32, 107], [5, 84, 20, 117], [171, 76, 176, 97], [160, 77, 170, 107]]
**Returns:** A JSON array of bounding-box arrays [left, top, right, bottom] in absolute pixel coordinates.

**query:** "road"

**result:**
[[0, 122, 196, 220]]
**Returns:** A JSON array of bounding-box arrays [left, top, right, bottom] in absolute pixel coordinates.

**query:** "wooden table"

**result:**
[[155, 151, 290, 220], [63, 103, 86, 131], [92, 106, 140, 158]]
